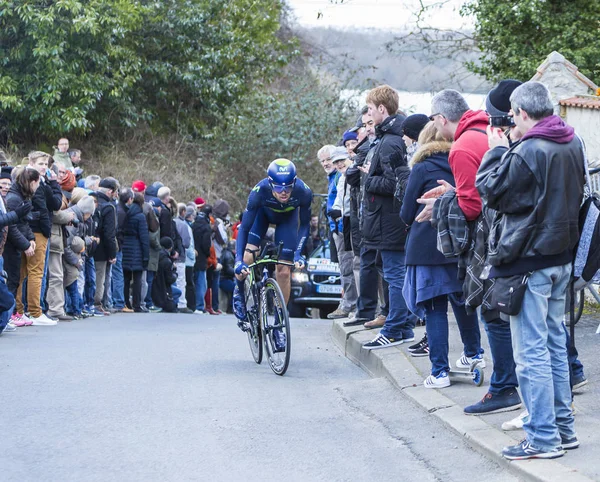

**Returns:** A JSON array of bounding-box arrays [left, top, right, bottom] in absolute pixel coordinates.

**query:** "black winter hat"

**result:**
[[486, 79, 522, 117], [99, 178, 118, 191], [401, 114, 430, 142], [160, 236, 173, 250], [1, 166, 14, 180]]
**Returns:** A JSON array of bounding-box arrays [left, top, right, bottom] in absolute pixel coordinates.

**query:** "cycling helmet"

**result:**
[[267, 159, 297, 188]]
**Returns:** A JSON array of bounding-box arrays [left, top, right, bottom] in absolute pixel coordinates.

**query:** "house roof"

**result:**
[[532, 51, 598, 91], [559, 96, 600, 109]]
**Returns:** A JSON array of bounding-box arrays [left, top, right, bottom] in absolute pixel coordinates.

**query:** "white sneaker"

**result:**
[[30, 314, 58, 326], [501, 410, 529, 431], [424, 372, 450, 389], [456, 353, 486, 369], [194, 310, 206, 315]]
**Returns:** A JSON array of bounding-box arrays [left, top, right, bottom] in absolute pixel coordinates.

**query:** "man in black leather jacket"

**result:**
[[477, 81, 584, 461]]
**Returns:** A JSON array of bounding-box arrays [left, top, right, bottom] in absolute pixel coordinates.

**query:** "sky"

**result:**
[[287, 0, 474, 31]]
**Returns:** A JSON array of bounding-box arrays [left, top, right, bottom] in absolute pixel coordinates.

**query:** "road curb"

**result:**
[[331, 320, 594, 482]]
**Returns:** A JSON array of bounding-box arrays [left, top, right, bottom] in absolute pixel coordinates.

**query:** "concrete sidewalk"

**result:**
[[331, 313, 600, 482]]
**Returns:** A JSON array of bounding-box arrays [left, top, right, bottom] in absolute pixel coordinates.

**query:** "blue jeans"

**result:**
[[83, 256, 96, 309], [379, 250, 416, 340], [65, 281, 81, 315], [144, 271, 155, 308], [172, 285, 182, 307], [482, 317, 518, 394], [425, 293, 481, 376], [220, 278, 234, 312], [510, 264, 575, 451], [111, 251, 125, 309], [195, 270, 207, 311]]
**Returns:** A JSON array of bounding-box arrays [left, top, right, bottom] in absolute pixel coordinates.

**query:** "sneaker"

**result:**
[[363, 314, 386, 329], [502, 410, 529, 431], [363, 333, 404, 350], [122, 307, 134, 313], [560, 434, 580, 450], [408, 333, 428, 352], [233, 284, 247, 321], [343, 316, 370, 327], [327, 308, 350, 319], [19, 313, 34, 326], [2, 323, 17, 333], [90, 307, 106, 317], [194, 310, 205, 315], [411, 345, 430, 357], [464, 389, 522, 415], [148, 305, 162, 313], [456, 352, 486, 369], [57, 314, 74, 321], [10, 313, 28, 327], [134, 306, 150, 313], [572, 375, 588, 393], [178, 307, 194, 314], [502, 439, 565, 460], [30, 314, 58, 326], [424, 371, 450, 389]]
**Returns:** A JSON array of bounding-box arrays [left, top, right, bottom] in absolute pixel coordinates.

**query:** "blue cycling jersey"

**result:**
[[236, 178, 313, 263]]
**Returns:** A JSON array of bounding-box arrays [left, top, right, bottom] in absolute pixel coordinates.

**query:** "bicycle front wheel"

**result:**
[[261, 278, 291, 376], [245, 278, 262, 364]]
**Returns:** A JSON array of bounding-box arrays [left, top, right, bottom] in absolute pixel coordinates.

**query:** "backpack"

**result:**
[[573, 154, 600, 285]]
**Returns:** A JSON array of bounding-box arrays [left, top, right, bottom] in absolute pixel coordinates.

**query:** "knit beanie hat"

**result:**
[[71, 236, 85, 254], [401, 114, 430, 142], [70, 187, 87, 205], [342, 130, 358, 146], [77, 196, 96, 215], [1, 166, 13, 180], [160, 236, 173, 250], [486, 79, 522, 117], [132, 180, 146, 193], [194, 196, 205, 207], [59, 170, 76, 192]]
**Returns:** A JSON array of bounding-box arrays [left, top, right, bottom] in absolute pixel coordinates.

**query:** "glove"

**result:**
[[15, 201, 33, 219], [294, 253, 306, 269], [234, 261, 248, 276], [328, 209, 342, 220]]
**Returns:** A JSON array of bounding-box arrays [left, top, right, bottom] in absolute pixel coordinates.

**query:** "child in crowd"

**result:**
[[64, 236, 85, 319]]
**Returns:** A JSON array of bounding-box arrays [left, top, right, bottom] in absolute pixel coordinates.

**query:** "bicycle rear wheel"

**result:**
[[245, 279, 262, 364], [261, 278, 291, 376]]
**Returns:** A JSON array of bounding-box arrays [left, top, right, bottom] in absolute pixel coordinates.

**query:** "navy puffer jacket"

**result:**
[[122, 203, 150, 271]]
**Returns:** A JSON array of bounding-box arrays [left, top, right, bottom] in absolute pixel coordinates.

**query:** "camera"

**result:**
[[71, 217, 80, 226], [489, 115, 515, 128]]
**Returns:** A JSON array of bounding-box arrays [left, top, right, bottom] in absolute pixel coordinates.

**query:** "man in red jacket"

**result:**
[[418, 89, 521, 416]]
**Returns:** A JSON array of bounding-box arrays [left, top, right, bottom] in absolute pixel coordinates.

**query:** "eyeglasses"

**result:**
[[271, 183, 294, 194], [429, 113, 444, 122]]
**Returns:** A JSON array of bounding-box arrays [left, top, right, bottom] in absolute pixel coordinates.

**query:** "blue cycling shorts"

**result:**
[[247, 207, 299, 261]]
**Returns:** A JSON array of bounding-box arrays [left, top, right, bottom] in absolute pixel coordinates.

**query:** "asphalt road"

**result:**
[[1, 313, 517, 482]]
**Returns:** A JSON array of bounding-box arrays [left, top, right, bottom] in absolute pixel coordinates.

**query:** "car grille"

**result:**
[[312, 274, 341, 285]]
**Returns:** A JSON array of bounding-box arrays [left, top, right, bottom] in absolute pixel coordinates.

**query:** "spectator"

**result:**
[[122, 193, 150, 312], [0, 168, 12, 198], [53, 138, 73, 169], [151, 237, 178, 313], [84, 175, 101, 193], [477, 81, 583, 460], [174, 203, 193, 313], [219, 239, 236, 314], [194, 197, 205, 213], [192, 204, 213, 313], [68, 149, 82, 167], [112, 188, 132, 312], [401, 113, 429, 163], [157, 186, 174, 241], [360, 85, 415, 349], [63, 236, 85, 319], [401, 121, 481, 387], [317, 144, 342, 265], [211, 199, 230, 314], [342, 130, 359, 158], [424, 89, 520, 416], [92, 178, 119, 315], [5, 167, 41, 325], [184, 206, 197, 311], [328, 146, 358, 319]]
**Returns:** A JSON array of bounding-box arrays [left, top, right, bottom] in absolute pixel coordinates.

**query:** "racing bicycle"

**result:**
[[244, 242, 293, 376]]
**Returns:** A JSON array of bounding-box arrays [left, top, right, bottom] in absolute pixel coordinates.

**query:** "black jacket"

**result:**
[[93, 192, 118, 262], [362, 114, 408, 251], [159, 202, 174, 240], [116, 201, 128, 251], [5, 185, 34, 252], [220, 247, 235, 281], [122, 203, 150, 271], [30, 178, 62, 238], [192, 213, 212, 271], [151, 249, 178, 312], [476, 137, 585, 276]]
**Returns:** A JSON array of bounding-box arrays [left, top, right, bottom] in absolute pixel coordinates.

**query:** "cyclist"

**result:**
[[234, 159, 313, 350]]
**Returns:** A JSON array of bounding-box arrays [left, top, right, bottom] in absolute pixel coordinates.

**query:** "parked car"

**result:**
[[288, 242, 341, 318]]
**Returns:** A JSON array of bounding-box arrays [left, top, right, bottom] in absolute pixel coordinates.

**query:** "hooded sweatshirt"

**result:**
[[449, 110, 489, 221], [521, 114, 575, 143]]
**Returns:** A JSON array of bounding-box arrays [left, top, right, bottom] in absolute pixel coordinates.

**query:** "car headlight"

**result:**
[[292, 272, 309, 284]]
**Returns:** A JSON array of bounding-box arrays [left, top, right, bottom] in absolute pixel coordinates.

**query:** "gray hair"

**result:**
[[430, 89, 469, 122], [84, 174, 101, 190], [317, 145, 335, 161], [510, 81, 554, 120]]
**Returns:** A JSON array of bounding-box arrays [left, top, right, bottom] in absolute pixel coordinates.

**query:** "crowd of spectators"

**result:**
[[320, 81, 588, 459], [0, 143, 240, 336]]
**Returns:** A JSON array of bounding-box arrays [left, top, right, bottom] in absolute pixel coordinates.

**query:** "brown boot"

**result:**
[[205, 288, 217, 315], [364, 314, 386, 329]]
